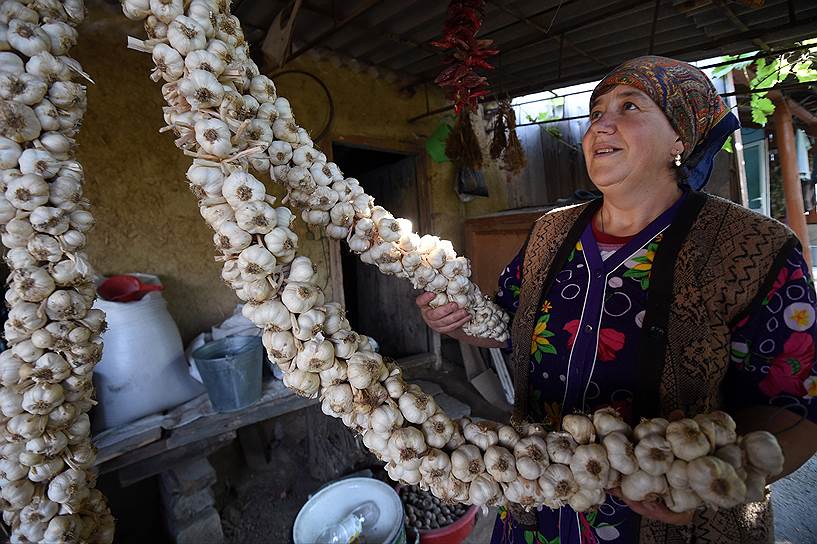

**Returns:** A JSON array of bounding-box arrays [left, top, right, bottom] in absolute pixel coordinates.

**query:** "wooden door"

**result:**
[[348, 155, 429, 358]]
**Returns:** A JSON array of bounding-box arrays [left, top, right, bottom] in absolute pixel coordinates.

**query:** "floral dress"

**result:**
[[490, 197, 817, 544]]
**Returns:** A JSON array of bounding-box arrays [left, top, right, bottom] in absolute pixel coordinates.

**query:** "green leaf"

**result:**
[[641, 277, 650, 291], [425, 119, 452, 163], [534, 350, 542, 363], [751, 95, 775, 126], [722, 135, 733, 154], [541, 343, 557, 355], [711, 52, 758, 79], [794, 61, 817, 83], [524, 531, 535, 544]]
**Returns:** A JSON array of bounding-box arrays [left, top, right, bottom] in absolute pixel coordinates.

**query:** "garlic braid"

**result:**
[[0, 0, 114, 542], [120, 0, 785, 516]]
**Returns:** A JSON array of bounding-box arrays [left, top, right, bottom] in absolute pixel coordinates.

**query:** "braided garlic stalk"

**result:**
[[0, 0, 114, 542], [119, 0, 785, 516]]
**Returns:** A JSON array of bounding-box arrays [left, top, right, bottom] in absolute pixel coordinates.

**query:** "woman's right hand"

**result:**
[[415, 292, 471, 335]]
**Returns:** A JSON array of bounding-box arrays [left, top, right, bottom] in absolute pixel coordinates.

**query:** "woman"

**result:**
[[416, 56, 817, 543]]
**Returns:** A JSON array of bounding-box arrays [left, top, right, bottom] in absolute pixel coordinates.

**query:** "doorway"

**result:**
[[332, 142, 430, 359]]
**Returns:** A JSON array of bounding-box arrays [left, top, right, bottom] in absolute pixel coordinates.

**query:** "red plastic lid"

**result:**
[[99, 275, 163, 302]]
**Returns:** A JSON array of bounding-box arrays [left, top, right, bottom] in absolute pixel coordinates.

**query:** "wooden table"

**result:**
[[92, 352, 436, 487]]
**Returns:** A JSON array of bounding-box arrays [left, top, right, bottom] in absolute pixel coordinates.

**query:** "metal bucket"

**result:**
[[293, 478, 406, 544], [191, 336, 262, 413]]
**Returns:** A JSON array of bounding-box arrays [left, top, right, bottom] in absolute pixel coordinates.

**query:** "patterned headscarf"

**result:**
[[589, 56, 740, 190]]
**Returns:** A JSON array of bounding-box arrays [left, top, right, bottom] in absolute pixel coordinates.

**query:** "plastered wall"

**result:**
[[74, 0, 510, 343]]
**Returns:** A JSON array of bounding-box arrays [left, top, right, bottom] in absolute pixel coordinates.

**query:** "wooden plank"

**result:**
[[395, 352, 436, 371], [164, 390, 314, 450], [94, 414, 164, 465], [117, 431, 236, 488]]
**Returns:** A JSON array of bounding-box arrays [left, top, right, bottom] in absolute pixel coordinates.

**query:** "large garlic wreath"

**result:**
[[116, 0, 787, 520], [0, 0, 115, 542]]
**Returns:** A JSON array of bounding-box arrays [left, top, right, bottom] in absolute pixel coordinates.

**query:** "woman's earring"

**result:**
[[674, 154, 682, 167]]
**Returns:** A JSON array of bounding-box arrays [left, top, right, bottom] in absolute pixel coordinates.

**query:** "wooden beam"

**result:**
[[771, 93, 812, 268], [483, 0, 606, 69], [286, 0, 387, 64]]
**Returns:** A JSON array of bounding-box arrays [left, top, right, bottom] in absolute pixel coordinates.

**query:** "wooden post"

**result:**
[[771, 94, 812, 268]]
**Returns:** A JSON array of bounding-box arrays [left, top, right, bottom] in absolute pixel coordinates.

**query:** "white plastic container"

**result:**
[[293, 478, 406, 544], [91, 282, 204, 431]]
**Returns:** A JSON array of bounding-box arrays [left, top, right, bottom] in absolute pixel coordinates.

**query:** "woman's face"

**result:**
[[582, 85, 682, 193]]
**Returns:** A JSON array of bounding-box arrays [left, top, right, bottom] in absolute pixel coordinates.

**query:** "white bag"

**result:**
[[92, 288, 205, 431]]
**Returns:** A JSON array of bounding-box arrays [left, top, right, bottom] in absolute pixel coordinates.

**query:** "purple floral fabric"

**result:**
[[489, 212, 817, 544]]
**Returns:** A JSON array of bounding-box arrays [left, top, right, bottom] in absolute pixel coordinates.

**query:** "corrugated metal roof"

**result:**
[[234, 0, 817, 97]]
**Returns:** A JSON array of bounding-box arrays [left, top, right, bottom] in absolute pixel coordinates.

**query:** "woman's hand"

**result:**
[[615, 491, 694, 526], [415, 292, 470, 335]]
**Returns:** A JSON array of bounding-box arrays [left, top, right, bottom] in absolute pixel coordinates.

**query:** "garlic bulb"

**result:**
[[602, 431, 638, 475], [282, 369, 319, 398], [633, 417, 669, 441], [387, 427, 427, 471], [538, 463, 578, 507], [513, 436, 549, 480], [546, 431, 577, 465], [451, 444, 485, 482], [687, 456, 747, 509], [666, 486, 703, 513], [421, 412, 454, 449], [665, 419, 712, 461], [569, 444, 610, 488], [370, 401, 404, 434], [346, 352, 383, 390], [503, 477, 543, 510], [484, 446, 517, 483], [280, 282, 318, 314], [620, 470, 667, 502], [468, 473, 501, 507], [563, 413, 595, 445], [741, 431, 784, 476], [320, 384, 352, 416], [634, 433, 674, 476], [593, 407, 631, 438], [420, 448, 451, 482], [667, 459, 690, 489], [567, 485, 605, 513], [294, 338, 334, 373], [695, 411, 737, 448], [463, 420, 498, 451], [21, 382, 64, 415], [497, 425, 520, 449], [362, 430, 389, 460], [398, 390, 436, 425]]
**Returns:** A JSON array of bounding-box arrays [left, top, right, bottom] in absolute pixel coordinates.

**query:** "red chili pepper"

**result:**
[[433, 0, 496, 113]]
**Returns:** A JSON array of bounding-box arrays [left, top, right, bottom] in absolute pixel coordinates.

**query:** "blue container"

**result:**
[[192, 336, 263, 413]]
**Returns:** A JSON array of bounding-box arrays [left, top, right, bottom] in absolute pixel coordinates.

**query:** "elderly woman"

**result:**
[[416, 56, 817, 543]]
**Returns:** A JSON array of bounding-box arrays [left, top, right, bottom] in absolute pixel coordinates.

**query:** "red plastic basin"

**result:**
[[418, 504, 479, 544]]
